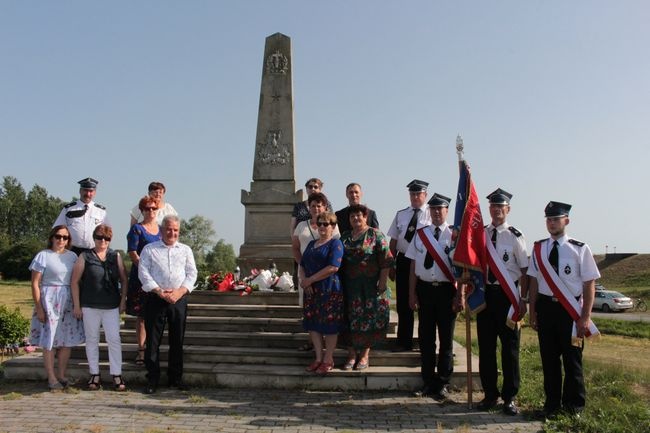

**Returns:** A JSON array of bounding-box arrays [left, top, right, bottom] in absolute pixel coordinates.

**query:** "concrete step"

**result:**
[[187, 304, 301, 318], [4, 342, 479, 391], [189, 291, 298, 306], [69, 343, 422, 367], [123, 315, 397, 334]]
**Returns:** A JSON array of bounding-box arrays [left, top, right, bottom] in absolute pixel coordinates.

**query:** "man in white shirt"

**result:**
[[53, 177, 109, 255], [139, 215, 197, 394], [528, 201, 600, 417]]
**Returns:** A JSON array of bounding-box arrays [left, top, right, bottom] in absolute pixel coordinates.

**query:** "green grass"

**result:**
[[593, 317, 650, 339]]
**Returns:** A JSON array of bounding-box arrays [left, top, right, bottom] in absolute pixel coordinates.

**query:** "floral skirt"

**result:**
[[30, 285, 85, 350], [303, 285, 345, 335], [345, 286, 391, 350]]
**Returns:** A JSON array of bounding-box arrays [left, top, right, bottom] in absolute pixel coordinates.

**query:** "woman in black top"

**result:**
[[72, 225, 128, 391]]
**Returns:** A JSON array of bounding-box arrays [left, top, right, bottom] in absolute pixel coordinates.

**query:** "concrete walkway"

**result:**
[[0, 381, 543, 433]]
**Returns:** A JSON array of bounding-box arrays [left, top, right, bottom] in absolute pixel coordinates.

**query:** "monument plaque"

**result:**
[[239, 33, 301, 274]]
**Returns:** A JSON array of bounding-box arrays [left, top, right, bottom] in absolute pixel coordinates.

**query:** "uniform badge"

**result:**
[[502, 251, 509, 262], [444, 246, 450, 254], [408, 226, 415, 232], [564, 265, 571, 275]]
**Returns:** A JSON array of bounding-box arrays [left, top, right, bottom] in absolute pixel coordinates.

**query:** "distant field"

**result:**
[[596, 254, 650, 293]]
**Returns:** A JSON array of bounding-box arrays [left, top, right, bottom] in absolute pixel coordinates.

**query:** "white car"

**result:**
[[592, 290, 633, 312]]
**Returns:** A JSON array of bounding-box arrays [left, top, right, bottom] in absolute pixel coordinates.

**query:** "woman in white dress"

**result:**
[[29, 225, 85, 391]]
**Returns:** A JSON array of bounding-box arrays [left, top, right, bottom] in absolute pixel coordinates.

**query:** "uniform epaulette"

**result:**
[[535, 238, 549, 244], [94, 203, 106, 210], [397, 206, 411, 214], [508, 226, 522, 237], [568, 239, 585, 247], [484, 224, 489, 229], [64, 201, 77, 208]]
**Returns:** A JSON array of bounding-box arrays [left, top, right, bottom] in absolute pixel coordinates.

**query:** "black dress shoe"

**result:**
[[477, 397, 498, 411], [144, 383, 157, 394], [168, 379, 188, 391], [503, 400, 519, 415], [431, 385, 449, 402]]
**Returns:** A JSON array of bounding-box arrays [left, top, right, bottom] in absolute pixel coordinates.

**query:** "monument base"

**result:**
[[237, 244, 295, 277]]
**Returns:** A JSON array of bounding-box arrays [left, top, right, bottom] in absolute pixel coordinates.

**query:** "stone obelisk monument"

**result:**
[[239, 33, 301, 274]]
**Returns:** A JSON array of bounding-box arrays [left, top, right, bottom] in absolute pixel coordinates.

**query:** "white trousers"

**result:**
[[82, 307, 122, 375]]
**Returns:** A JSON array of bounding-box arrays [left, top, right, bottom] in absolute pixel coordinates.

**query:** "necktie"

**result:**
[[488, 228, 498, 283], [404, 208, 420, 242], [549, 240, 559, 274], [424, 226, 439, 269]]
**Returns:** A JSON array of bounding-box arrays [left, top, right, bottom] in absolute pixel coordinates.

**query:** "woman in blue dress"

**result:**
[[29, 225, 85, 390], [299, 211, 344, 375], [126, 196, 161, 365]]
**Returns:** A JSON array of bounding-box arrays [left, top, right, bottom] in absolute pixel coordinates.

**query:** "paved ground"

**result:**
[[0, 381, 543, 433]]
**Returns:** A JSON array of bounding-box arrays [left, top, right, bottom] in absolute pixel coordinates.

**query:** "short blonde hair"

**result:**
[[317, 211, 337, 225]]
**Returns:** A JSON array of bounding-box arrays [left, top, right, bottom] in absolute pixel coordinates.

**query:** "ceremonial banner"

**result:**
[[452, 159, 487, 314]]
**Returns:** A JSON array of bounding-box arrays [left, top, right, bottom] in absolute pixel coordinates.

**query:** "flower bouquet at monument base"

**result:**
[[204, 265, 294, 295]]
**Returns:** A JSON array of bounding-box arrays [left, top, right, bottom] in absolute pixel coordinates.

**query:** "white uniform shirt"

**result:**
[[138, 240, 198, 293], [527, 234, 600, 297], [387, 206, 431, 254], [53, 200, 110, 249], [405, 222, 453, 282], [485, 222, 529, 282], [131, 202, 178, 225]]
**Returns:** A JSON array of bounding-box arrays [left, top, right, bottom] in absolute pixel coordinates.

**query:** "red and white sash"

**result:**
[[486, 239, 522, 329], [533, 241, 599, 344], [417, 227, 456, 284]]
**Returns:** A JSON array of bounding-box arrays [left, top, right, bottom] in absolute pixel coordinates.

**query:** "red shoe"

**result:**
[[315, 362, 333, 375], [305, 360, 321, 372]]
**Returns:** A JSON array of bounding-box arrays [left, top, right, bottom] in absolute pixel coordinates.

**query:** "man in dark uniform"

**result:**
[[528, 201, 600, 417], [335, 183, 379, 234], [53, 178, 110, 255], [387, 180, 431, 352], [406, 193, 462, 401], [477, 188, 529, 415]]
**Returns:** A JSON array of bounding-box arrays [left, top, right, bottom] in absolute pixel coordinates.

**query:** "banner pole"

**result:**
[[465, 291, 473, 409]]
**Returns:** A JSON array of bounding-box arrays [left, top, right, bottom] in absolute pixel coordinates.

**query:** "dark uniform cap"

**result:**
[[486, 188, 512, 205], [428, 193, 452, 207], [407, 179, 429, 192], [78, 177, 99, 189], [544, 201, 571, 217]]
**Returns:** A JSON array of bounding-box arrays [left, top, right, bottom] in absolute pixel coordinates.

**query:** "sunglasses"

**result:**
[[53, 234, 70, 241], [143, 207, 158, 211], [317, 222, 335, 227], [93, 236, 112, 242]]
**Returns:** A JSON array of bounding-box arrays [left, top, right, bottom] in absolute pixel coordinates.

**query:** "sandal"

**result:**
[[48, 381, 64, 392], [355, 359, 369, 370], [341, 359, 356, 371], [135, 348, 145, 366], [113, 375, 127, 392], [305, 360, 322, 372], [87, 374, 102, 391], [315, 362, 333, 376]]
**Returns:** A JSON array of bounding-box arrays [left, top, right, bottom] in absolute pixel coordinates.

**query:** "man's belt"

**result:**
[[538, 293, 581, 303]]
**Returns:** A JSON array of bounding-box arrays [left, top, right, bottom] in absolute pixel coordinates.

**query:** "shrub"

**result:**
[[0, 239, 42, 280], [0, 305, 29, 349]]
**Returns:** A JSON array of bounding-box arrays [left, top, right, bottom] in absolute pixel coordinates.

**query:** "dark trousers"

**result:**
[[477, 285, 520, 401], [536, 295, 586, 412], [144, 295, 188, 385], [416, 280, 457, 390], [395, 253, 414, 349]]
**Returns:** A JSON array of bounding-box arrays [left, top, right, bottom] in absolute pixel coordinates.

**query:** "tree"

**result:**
[[180, 215, 216, 266], [205, 239, 237, 273]]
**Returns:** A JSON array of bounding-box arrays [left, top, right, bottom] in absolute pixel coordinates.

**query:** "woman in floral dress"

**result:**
[[340, 204, 394, 370], [300, 211, 344, 375], [29, 225, 85, 390]]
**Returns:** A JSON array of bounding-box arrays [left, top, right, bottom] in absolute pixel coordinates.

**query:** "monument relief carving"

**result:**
[[266, 50, 289, 74], [258, 129, 290, 166]]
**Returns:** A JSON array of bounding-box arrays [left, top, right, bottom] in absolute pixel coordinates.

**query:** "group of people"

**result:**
[[296, 177, 599, 419], [28, 175, 600, 419], [292, 180, 392, 375], [29, 178, 197, 394]]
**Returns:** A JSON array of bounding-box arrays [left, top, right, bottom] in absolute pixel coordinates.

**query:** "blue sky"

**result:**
[[1, 1, 649, 254]]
